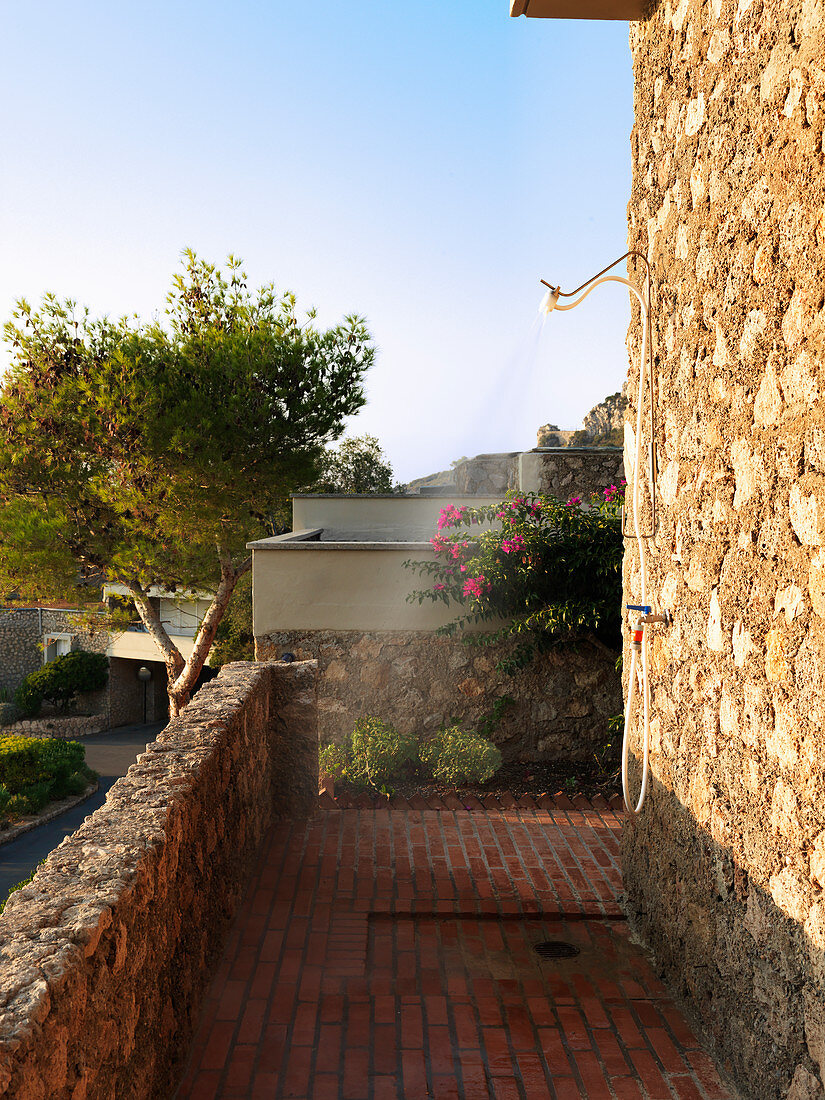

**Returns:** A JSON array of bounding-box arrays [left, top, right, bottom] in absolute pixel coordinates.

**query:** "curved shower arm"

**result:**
[[542, 249, 652, 299], [552, 274, 646, 314], [541, 256, 657, 540]]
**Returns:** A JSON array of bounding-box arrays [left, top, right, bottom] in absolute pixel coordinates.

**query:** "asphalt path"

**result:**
[[0, 721, 166, 901]]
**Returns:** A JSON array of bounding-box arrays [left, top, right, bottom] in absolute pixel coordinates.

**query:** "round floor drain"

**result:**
[[533, 940, 580, 959]]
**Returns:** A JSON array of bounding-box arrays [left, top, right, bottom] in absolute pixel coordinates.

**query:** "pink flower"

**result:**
[[567, 496, 582, 507], [437, 505, 468, 530], [501, 535, 525, 554], [462, 575, 491, 599], [433, 582, 446, 592]]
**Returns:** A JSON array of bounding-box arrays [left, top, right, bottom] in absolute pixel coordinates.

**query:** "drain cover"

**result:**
[[533, 940, 580, 959]]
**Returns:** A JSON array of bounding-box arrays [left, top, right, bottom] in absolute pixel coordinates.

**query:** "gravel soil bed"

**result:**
[[328, 759, 622, 804]]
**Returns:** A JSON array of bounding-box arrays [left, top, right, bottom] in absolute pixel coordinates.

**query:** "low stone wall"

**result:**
[[538, 448, 624, 501], [452, 453, 520, 496], [0, 659, 318, 1100], [257, 630, 620, 763], [1, 714, 108, 740]]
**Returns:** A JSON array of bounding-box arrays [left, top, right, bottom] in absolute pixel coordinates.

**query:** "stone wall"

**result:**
[[3, 714, 108, 740], [431, 448, 624, 501], [0, 659, 318, 1099], [0, 608, 109, 702], [452, 452, 520, 495], [623, 3, 825, 1097], [0, 610, 40, 695], [107, 656, 168, 727], [257, 630, 620, 763], [538, 448, 624, 501]]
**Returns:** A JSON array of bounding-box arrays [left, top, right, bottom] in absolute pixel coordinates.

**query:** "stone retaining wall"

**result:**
[[448, 448, 625, 501], [257, 630, 620, 763], [0, 659, 318, 1099], [623, 2, 825, 1097], [452, 453, 520, 496], [538, 448, 624, 502], [1, 714, 108, 740]]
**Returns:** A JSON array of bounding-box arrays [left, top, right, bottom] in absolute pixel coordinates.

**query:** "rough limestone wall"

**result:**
[[0, 608, 110, 702], [0, 660, 318, 1100], [452, 453, 520, 495], [623, 2, 825, 1098], [2, 714, 109, 740], [257, 630, 620, 763], [539, 448, 624, 501]]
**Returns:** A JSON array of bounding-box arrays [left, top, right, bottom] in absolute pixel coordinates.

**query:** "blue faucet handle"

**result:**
[[626, 604, 652, 614]]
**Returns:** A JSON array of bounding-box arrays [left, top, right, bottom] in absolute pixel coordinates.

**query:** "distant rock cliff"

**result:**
[[537, 391, 626, 449]]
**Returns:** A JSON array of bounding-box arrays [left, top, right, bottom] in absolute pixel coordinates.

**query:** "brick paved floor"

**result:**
[[176, 807, 735, 1099]]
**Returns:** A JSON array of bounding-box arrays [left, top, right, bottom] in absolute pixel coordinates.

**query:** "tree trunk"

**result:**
[[127, 550, 252, 719]]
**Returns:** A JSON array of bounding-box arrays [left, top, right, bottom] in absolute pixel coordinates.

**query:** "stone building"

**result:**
[[0, 592, 213, 729], [514, 0, 825, 1096]]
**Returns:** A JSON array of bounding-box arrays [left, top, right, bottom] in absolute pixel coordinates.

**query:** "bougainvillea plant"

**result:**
[[405, 482, 626, 673]]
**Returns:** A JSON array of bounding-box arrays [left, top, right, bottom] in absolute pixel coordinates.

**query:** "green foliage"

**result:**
[[14, 679, 43, 718], [319, 740, 352, 780], [320, 717, 417, 794], [320, 718, 502, 792], [570, 427, 623, 448], [312, 434, 399, 494], [0, 736, 91, 816], [0, 702, 19, 727], [15, 650, 108, 715], [9, 781, 52, 815], [211, 571, 255, 668], [477, 695, 515, 739], [351, 716, 417, 792], [405, 483, 625, 674], [419, 726, 502, 786], [0, 251, 374, 710]]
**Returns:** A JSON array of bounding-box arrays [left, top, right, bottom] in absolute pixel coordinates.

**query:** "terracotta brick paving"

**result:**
[[176, 807, 734, 1099]]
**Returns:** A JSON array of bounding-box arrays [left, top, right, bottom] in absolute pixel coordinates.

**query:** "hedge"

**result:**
[[0, 736, 93, 817], [15, 650, 109, 717]]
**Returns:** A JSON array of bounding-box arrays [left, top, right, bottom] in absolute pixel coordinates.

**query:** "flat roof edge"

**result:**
[[249, 541, 435, 552]]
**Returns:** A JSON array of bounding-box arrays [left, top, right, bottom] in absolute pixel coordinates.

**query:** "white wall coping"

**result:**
[[248, 536, 435, 552]]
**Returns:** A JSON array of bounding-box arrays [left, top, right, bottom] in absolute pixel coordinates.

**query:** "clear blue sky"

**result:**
[[1, 1, 633, 483]]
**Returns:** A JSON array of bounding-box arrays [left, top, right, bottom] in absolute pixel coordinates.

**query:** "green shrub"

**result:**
[[320, 717, 418, 794], [419, 726, 502, 786], [351, 716, 417, 791], [13, 781, 52, 814], [406, 483, 625, 674], [0, 736, 84, 791], [62, 770, 92, 797], [0, 702, 19, 727], [16, 651, 108, 715], [0, 737, 92, 817], [319, 741, 352, 781], [14, 678, 43, 718]]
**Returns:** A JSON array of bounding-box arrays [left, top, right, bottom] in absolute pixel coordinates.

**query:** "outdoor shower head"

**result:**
[[538, 248, 664, 816], [539, 282, 560, 314]]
